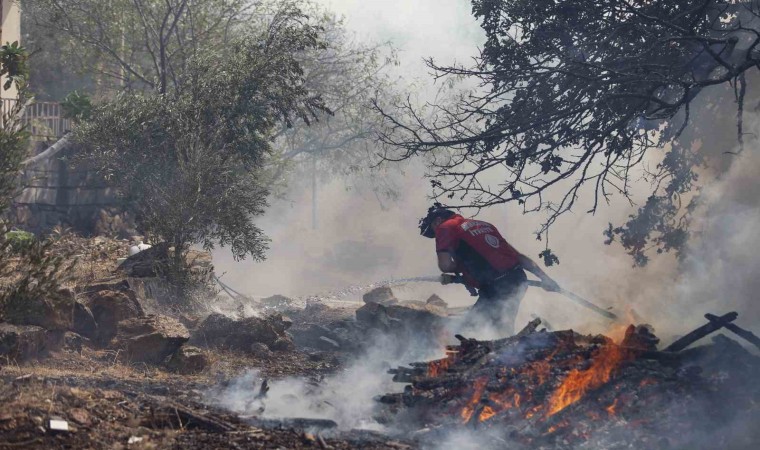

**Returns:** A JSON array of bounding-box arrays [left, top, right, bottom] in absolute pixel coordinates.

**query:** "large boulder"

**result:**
[[3, 289, 75, 331], [356, 301, 447, 332], [115, 315, 189, 363], [166, 346, 209, 374], [0, 324, 48, 361], [362, 286, 399, 306], [190, 312, 235, 348], [83, 287, 144, 344], [72, 301, 98, 340], [191, 313, 294, 352]]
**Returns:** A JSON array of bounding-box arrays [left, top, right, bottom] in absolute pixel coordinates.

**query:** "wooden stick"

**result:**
[[705, 313, 760, 351], [664, 312, 738, 352], [516, 317, 542, 337], [525, 280, 618, 320]]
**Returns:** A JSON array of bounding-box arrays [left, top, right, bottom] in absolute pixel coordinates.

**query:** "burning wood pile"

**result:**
[[378, 313, 760, 449]]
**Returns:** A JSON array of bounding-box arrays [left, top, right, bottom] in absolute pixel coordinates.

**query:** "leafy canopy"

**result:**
[[75, 6, 329, 263], [378, 0, 759, 264]]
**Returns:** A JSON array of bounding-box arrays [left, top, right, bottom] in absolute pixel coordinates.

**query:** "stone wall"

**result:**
[[11, 143, 135, 236]]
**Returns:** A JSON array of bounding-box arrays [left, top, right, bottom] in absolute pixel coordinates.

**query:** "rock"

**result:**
[[191, 313, 293, 353], [62, 332, 87, 353], [68, 408, 92, 427], [225, 316, 281, 350], [291, 324, 345, 351], [355, 303, 397, 330], [117, 243, 169, 278], [191, 313, 234, 347], [362, 286, 399, 306], [177, 313, 201, 331], [166, 346, 209, 374], [267, 314, 293, 334], [260, 294, 294, 311], [72, 301, 98, 340], [84, 289, 144, 344], [0, 323, 48, 360], [128, 241, 152, 257], [3, 288, 75, 331], [271, 336, 296, 352], [425, 294, 448, 309], [115, 315, 189, 363], [356, 302, 446, 332], [390, 302, 447, 322], [422, 295, 448, 316], [249, 342, 272, 358]]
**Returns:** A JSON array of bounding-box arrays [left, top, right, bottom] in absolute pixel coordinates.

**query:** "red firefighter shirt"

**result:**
[[435, 214, 520, 287]]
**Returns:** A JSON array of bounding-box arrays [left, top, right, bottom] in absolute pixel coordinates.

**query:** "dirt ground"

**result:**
[[0, 234, 415, 449], [0, 340, 413, 449]]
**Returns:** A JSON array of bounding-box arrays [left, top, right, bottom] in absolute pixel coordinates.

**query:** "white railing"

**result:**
[[1, 98, 74, 138]]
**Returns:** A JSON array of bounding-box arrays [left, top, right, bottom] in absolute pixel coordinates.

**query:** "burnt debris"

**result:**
[[379, 313, 760, 449]]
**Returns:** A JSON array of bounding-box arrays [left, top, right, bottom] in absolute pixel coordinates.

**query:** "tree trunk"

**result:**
[[311, 154, 318, 230]]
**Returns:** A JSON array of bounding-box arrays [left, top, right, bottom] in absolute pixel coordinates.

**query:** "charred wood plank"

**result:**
[[245, 417, 338, 430], [664, 312, 738, 352], [412, 374, 466, 390], [705, 313, 760, 350], [516, 317, 542, 337], [151, 403, 237, 432]]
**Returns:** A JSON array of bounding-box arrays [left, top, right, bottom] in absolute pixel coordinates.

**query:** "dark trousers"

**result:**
[[468, 267, 528, 336]]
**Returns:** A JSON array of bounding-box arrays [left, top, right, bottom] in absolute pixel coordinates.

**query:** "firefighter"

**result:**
[[419, 203, 560, 335]]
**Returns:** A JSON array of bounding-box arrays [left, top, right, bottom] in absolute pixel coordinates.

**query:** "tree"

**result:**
[[24, 0, 401, 229], [0, 42, 74, 322], [377, 0, 760, 265], [74, 6, 329, 274], [23, 0, 255, 95], [265, 9, 400, 227], [0, 41, 30, 212]]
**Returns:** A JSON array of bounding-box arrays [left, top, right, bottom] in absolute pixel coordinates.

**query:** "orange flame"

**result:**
[[479, 406, 496, 422], [427, 358, 451, 377], [460, 377, 488, 423], [523, 355, 552, 385], [605, 398, 618, 416], [547, 345, 629, 416], [525, 404, 543, 419], [606, 306, 637, 343]]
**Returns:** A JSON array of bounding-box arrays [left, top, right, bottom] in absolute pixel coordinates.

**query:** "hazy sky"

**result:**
[[316, 0, 484, 82]]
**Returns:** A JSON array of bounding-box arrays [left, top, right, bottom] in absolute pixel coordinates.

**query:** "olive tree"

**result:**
[[75, 6, 328, 273]]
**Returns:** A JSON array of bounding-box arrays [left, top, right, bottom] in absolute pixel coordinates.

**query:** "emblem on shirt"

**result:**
[[485, 234, 500, 248]]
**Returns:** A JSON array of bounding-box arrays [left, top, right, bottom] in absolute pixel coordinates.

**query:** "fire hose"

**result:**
[[438, 273, 618, 320]]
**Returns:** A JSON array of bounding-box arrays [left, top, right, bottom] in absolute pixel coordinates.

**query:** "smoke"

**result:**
[[668, 119, 760, 328], [210, 328, 445, 431]]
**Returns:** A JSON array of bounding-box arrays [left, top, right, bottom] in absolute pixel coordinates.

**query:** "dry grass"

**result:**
[[1, 229, 129, 289]]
